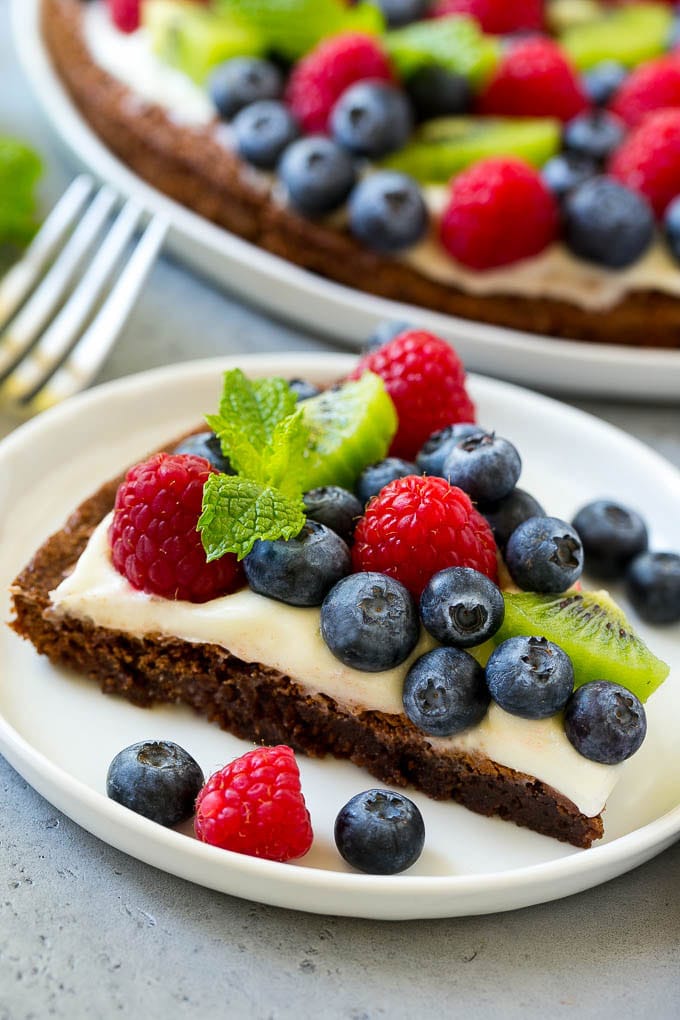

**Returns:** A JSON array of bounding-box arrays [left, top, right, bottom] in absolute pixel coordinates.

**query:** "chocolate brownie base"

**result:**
[[10, 455, 603, 849], [42, 0, 680, 349]]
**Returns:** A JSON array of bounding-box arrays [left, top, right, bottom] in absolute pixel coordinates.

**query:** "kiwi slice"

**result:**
[[383, 117, 561, 183], [385, 16, 499, 89], [560, 3, 674, 72], [143, 1, 265, 84], [497, 590, 670, 702], [298, 372, 398, 491]]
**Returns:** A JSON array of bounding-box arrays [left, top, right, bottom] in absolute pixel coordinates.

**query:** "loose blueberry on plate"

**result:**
[[279, 136, 357, 216], [173, 431, 234, 474], [485, 637, 575, 720], [288, 378, 321, 401], [626, 551, 680, 624], [402, 647, 490, 736], [321, 572, 419, 671], [420, 567, 505, 648], [106, 740, 204, 827], [571, 499, 648, 580], [303, 486, 363, 543], [406, 65, 473, 121], [356, 457, 418, 506], [582, 61, 628, 107], [665, 195, 680, 264], [233, 100, 299, 169], [542, 152, 598, 201], [415, 423, 483, 478], [564, 681, 647, 764], [244, 521, 351, 606], [563, 111, 626, 164], [479, 487, 545, 553], [562, 177, 655, 268], [331, 81, 413, 158], [441, 431, 521, 504], [334, 789, 425, 875], [506, 516, 584, 593], [208, 57, 283, 120], [348, 171, 429, 253]]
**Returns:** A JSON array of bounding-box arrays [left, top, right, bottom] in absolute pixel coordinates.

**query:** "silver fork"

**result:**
[[0, 174, 167, 416]]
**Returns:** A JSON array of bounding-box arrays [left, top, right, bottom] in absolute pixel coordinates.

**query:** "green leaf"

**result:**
[[199, 473, 306, 562], [263, 410, 310, 498], [208, 369, 298, 466], [0, 137, 42, 250]]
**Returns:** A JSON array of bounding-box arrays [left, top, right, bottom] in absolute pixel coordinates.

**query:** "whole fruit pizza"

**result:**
[[42, 0, 680, 347], [10, 326, 680, 873]]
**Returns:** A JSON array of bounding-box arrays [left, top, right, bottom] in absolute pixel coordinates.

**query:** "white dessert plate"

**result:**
[[1, 352, 679, 920], [12, 0, 680, 401]]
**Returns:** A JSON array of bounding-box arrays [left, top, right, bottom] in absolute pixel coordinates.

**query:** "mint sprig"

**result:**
[[198, 370, 308, 561]]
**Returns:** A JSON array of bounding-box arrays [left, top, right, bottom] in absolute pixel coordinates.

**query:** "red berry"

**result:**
[[440, 157, 559, 270], [107, 0, 140, 33], [109, 452, 243, 603], [431, 0, 544, 34], [284, 33, 393, 134], [352, 475, 498, 598], [478, 38, 588, 122], [609, 55, 680, 127], [609, 108, 680, 217], [194, 745, 314, 862], [349, 331, 475, 460]]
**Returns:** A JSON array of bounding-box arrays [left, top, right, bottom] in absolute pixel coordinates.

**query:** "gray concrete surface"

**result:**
[[1, 3, 679, 1017]]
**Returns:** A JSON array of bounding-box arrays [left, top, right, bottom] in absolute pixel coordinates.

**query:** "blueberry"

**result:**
[[571, 499, 648, 580], [106, 741, 204, 827], [441, 431, 521, 504], [244, 521, 351, 606], [363, 318, 413, 354], [356, 457, 418, 506], [563, 177, 655, 269], [279, 136, 357, 216], [541, 152, 598, 201], [331, 81, 413, 158], [479, 487, 545, 553], [582, 61, 628, 107], [348, 171, 429, 253], [303, 486, 363, 543], [375, 0, 430, 28], [403, 647, 490, 736], [485, 637, 575, 720], [563, 111, 626, 164], [626, 551, 680, 624], [233, 100, 299, 169], [420, 567, 504, 648], [416, 423, 483, 478], [320, 572, 419, 672], [334, 789, 425, 874], [506, 515, 584, 593], [173, 431, 234, 474], [288, 377, 321, 401], [406, 65, 472, 121], [665, 195, 680, 264], [208, 57, 283, 120], [564, 680, 647, 764]]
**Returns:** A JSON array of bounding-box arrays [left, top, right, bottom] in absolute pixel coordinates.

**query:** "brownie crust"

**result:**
[[42, 0, 680, 349], [10, 451, 603, 849]]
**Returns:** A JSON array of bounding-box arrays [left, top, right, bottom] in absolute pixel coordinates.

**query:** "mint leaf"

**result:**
[[199, 473, 306, 561], [264, 410, 310, 498], [210, 369, 297, 457]]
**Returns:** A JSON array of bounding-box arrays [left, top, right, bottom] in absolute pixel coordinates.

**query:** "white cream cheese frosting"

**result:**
[[50, 514, 622, 819]]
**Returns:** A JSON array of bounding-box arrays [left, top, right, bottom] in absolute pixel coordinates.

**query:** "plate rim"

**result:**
[[1, 351, 680, 920], [12, 0, 680, 401]]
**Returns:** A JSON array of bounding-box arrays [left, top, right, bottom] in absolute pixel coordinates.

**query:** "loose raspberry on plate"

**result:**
[[349, 330, 475, 460], [431, 0, 544, 34], [107, 0, 140, 34], [109, 452, 243, 603], [609, 54, 680, 126], [609, 108, 680, 217], [194, 745, 314, 862], [478, 38, 589, 122], [440, 157, 559, 270], [352, 475, 498, 597], [284, 33, 393, 134]]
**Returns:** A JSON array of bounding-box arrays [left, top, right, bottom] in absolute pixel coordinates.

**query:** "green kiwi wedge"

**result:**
[[298, 372, 398, 491], [560, 3, 673, 71], [496, 589, 670, 702], [385, 16, 499, 88], [383, 117, 561, 183]]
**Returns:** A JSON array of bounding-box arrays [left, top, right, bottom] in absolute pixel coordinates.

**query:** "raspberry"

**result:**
[[609, 108, 680, 217], [194, 746, 314, 862], [109, 452, 243, 603], [440, 157, 559, 270], [284, 33, 393, 134], [107, 0, 140, 33], [352, 475, 498, 598], [431, 0, 544, 34], [477, 38, 588, 122], [609, 55, 680, 126], [349, 331, 475, 460]]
